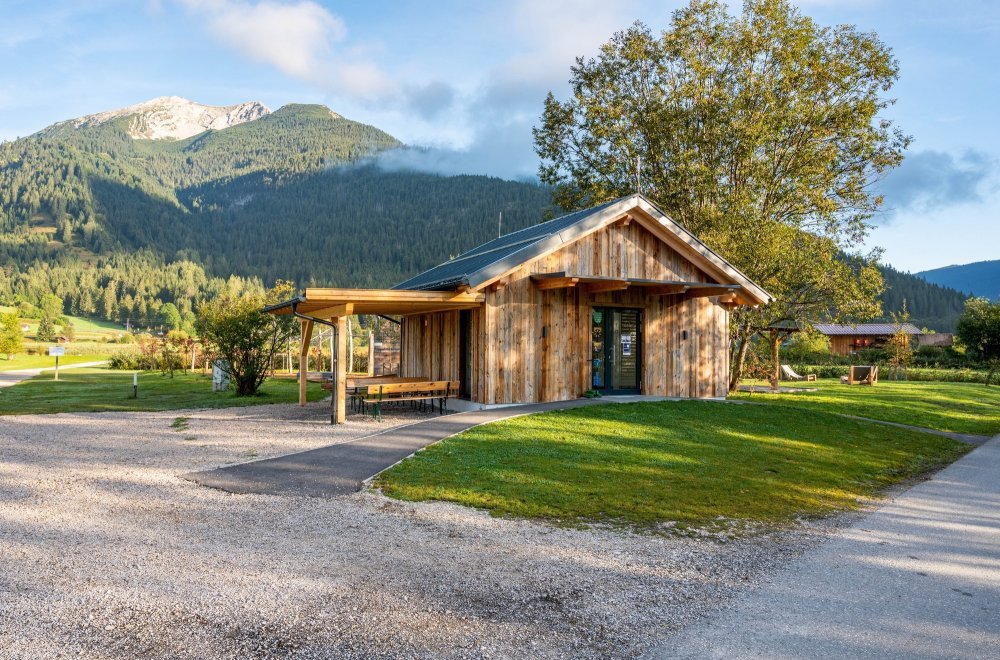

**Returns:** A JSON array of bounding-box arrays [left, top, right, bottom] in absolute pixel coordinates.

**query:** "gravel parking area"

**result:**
[[1, 401, 835, 659]]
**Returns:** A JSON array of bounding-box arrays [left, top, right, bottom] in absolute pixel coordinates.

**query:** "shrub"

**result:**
[[782, 331, 832, 365], [790, 364, 993, 384], [108, 350, 143, 370]]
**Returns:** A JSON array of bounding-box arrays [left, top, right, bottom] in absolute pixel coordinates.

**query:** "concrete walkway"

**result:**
[[645, 434, 1000, 660], [184, 397, 619, 497], [0, 361, 108, 388]]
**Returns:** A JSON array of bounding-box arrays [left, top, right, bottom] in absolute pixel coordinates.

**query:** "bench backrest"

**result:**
[[347, 376, 426, 387], [375, 380, 458, 396]]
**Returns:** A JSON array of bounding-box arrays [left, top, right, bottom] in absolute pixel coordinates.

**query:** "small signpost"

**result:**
[[133, 372, 138, 399], [48, 345, 65, 381]]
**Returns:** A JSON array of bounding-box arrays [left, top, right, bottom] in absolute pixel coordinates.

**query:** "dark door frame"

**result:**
[[458, 309, 472, 399], [591, 306, 643, 395]]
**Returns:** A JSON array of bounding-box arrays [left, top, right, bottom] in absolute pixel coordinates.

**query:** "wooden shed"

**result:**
[[268, 195, 771, 421], [813, 323, 923, 356]]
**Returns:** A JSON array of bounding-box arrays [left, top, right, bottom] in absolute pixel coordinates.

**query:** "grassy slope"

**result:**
[[0, 368, 325, 415], [377, 400, 969, 529], [0, 354, 105, 372], [732, 380, 1000, 436]]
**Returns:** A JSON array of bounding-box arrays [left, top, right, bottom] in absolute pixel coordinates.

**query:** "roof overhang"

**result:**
[[264, 287, 485, 319], [459, 195, 772, 307], [529, 273, 748, 305]]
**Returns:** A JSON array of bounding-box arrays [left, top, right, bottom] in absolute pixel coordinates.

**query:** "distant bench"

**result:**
[[362, 380, 459, 420]]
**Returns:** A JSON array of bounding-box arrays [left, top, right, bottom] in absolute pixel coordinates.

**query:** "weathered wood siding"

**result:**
[[828, 334, 887, 356], [401, 219, 732, 403]]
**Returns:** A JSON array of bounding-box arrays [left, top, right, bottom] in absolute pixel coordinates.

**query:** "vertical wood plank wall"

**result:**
[[400, 219, 732, 403]]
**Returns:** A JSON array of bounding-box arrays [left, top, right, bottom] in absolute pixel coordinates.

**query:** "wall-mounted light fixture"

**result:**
[[681, 330, 688, 341], [541, 326, 548, 338]]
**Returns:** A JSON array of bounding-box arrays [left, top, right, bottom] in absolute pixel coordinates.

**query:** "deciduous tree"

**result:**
[[533, 0, 907, 389], [0, 312, 24, 359], [956, 298, 1000, 385], [196, 281, 296, 396]]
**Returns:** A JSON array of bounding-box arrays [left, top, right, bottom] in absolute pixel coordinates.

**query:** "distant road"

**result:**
[[0, 362, 108, 389]]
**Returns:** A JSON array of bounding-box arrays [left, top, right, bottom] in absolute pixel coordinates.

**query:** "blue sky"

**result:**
[[2, 0, 997, 273]]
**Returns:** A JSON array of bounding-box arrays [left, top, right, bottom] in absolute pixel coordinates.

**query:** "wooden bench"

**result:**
[[362, 380, 459, 420], [343, 376, 427, 411]]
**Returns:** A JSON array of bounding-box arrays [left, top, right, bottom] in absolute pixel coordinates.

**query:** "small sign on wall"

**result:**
[[621, 335, 632, 357]]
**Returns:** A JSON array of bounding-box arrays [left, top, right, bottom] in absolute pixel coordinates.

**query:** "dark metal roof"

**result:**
[[813, 323, 922, 336], [391, 194, 772, 305], [392, 198, 623, 291]]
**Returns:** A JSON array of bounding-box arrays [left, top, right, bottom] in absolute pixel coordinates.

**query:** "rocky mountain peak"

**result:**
[[72, 96, 271, 140]]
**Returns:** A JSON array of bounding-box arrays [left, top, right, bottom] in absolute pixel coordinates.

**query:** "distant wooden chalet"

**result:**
[[266, 195, 771, 422], [813, 323, 923, 356]]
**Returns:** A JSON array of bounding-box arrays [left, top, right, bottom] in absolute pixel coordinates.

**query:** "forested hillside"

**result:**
[[0, 97, 969, 333], [878, 264, 970, 331], [918, 260, 1000, 302], [0, 101, 555, 325]]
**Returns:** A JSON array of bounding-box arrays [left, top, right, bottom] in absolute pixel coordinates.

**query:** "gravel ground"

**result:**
[[1, 400, 840, 659]]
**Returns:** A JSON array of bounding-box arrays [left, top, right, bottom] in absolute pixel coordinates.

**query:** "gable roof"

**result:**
[[393, 194, 772, 306], [813, 323, 922, 336]]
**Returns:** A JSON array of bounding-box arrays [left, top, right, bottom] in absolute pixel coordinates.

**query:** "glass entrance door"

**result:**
[[591, 308, 641, 394]]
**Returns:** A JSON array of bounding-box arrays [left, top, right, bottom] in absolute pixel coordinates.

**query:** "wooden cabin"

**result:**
[[813, 323, 923, 356], [267, 195, 771, 422]]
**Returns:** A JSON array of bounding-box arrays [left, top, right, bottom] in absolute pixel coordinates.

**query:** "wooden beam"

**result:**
[[304, 287, 484, 304], [622, 214, 632, 226], [684, 286, 740, 299], [334, 316, 347, 424], [534, 276, 580, 290], [298, 318, 314, 406], [645, 284, 688, 296], [583, 280, 630, 294], [307, 302, 354, 320]]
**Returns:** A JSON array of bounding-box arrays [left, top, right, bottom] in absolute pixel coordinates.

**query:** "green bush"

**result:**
[[108, 350, 157, 371], [791, 364, 992, 384]]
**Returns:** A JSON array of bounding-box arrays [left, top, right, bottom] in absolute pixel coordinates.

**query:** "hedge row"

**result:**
[[791, 365, 995, 384]]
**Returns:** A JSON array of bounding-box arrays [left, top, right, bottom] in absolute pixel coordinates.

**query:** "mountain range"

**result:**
[[0, 96, 976, 330], [918, 260, 1000, 302]]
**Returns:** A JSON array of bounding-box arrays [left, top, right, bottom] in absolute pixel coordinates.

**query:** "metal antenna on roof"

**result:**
[[498, 210, 503, 238]]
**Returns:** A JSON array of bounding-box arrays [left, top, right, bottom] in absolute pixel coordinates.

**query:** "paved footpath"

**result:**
[[646, 434, 1000, 660], [0, 361, 108, 388], [184, 398, 616, 497]]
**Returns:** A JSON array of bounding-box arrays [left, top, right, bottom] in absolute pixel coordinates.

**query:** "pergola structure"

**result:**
[[264, 288, 483, 422]]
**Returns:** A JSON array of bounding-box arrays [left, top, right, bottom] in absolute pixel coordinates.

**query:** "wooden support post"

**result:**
[[367, 329, 375, 376], [298, 318, 314, 406], [334, 316, 347, 424]]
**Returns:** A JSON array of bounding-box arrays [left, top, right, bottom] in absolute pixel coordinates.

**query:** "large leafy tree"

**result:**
[[0, 312, 24, 359], [196, 281, 297, 396], [534, 0, 907, 388], [956, 298, 1000, 385]]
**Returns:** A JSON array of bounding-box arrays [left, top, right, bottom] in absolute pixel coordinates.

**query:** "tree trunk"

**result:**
[[729, 331, 751, 393], [769, 330, 781, 391]]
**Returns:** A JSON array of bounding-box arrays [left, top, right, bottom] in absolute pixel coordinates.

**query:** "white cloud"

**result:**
[[178, 0, 393, 101]]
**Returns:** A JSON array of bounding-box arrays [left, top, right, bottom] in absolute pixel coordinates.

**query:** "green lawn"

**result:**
[[0, 368, 325, 415], [376, 400, 969, 530], [732, 379, 1000, 436], [0, 354, 106, 372]]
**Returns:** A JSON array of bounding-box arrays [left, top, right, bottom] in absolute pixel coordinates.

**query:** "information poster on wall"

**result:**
[[621, 335, 632, 357]]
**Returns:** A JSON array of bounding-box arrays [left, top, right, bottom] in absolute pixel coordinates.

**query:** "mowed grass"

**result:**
[[732, 379, 1000, 436], [376, 401, 970, 530], [0, 368, 325, 415], [0, 354, 106, 371]]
